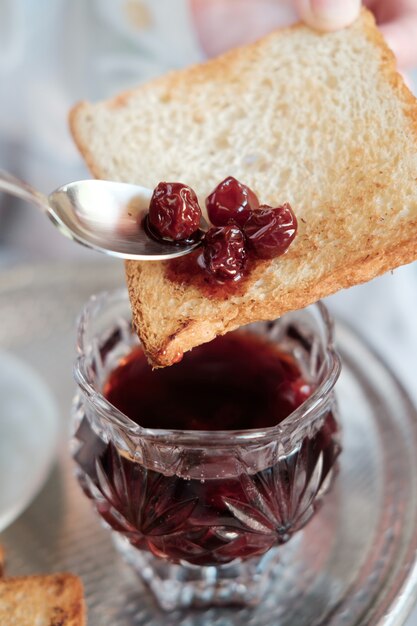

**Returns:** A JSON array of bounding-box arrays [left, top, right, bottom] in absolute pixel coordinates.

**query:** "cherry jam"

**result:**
[[74, 331, 340, 566], [148, 181, 202, 241], [145, 178, 298, 285], [206, 176, 259, 227], [104, 332, 311, 430]]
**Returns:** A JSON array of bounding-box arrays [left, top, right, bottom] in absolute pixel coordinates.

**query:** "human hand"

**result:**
[[294, 0, 361, 31], [364, 0, 417, 69], [191, 0, 417, 69], [297, 0, 417, 69]]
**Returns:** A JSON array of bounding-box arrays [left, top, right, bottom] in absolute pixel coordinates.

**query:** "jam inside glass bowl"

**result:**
[[72, 289, 341, 610]]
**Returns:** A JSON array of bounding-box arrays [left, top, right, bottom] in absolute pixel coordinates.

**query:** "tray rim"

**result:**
[[1, 260, 417, 626]]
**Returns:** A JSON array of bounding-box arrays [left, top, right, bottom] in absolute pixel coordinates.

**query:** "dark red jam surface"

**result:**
[[148, 181, 202, 241], [166, 250, 258, 298], [74, 331, 340, 566], [206, 176, 259, 227], [104, 331, 311, 431]]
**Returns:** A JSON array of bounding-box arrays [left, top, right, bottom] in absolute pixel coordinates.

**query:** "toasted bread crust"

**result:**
[[0, 573, 86, 625], [125, 233, 417, 367], [71, 9, 417, 367]]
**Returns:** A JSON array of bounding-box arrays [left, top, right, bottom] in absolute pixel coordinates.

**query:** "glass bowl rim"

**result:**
[[73, 289, 341, 443]]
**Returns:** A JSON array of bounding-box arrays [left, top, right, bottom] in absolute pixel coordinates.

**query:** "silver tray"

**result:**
[[1, 261, 417, 626]]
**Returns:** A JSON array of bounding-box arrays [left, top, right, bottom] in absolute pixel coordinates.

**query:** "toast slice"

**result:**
[[0, 573, 86, 625], [70, 9, 417, 367], [0, 545, 4, 577]]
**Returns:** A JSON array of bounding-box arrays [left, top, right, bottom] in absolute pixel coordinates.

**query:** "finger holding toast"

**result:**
[[297, 0, 417, 68], [295, 0, 361, 31], [370, 0, 417, 69]]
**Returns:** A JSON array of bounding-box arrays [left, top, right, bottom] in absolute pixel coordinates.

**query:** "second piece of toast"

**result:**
[[0, 573, 86, 625]]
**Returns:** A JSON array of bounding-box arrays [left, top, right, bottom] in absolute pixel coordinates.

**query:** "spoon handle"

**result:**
[[0, 169, 49, 212]]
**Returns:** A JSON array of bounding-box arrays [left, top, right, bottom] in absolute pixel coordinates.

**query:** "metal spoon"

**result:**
[[0, 170, 206, 260]]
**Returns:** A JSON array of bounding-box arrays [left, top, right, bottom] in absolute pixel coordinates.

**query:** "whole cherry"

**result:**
[[148, 181, 202, 241], [244, 203, 298, 259], [206, 176, 259, 227], [202, 225, 247, 281]]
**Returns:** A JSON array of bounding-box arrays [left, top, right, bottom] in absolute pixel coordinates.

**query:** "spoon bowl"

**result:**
[[0, 171, 206, 261]]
